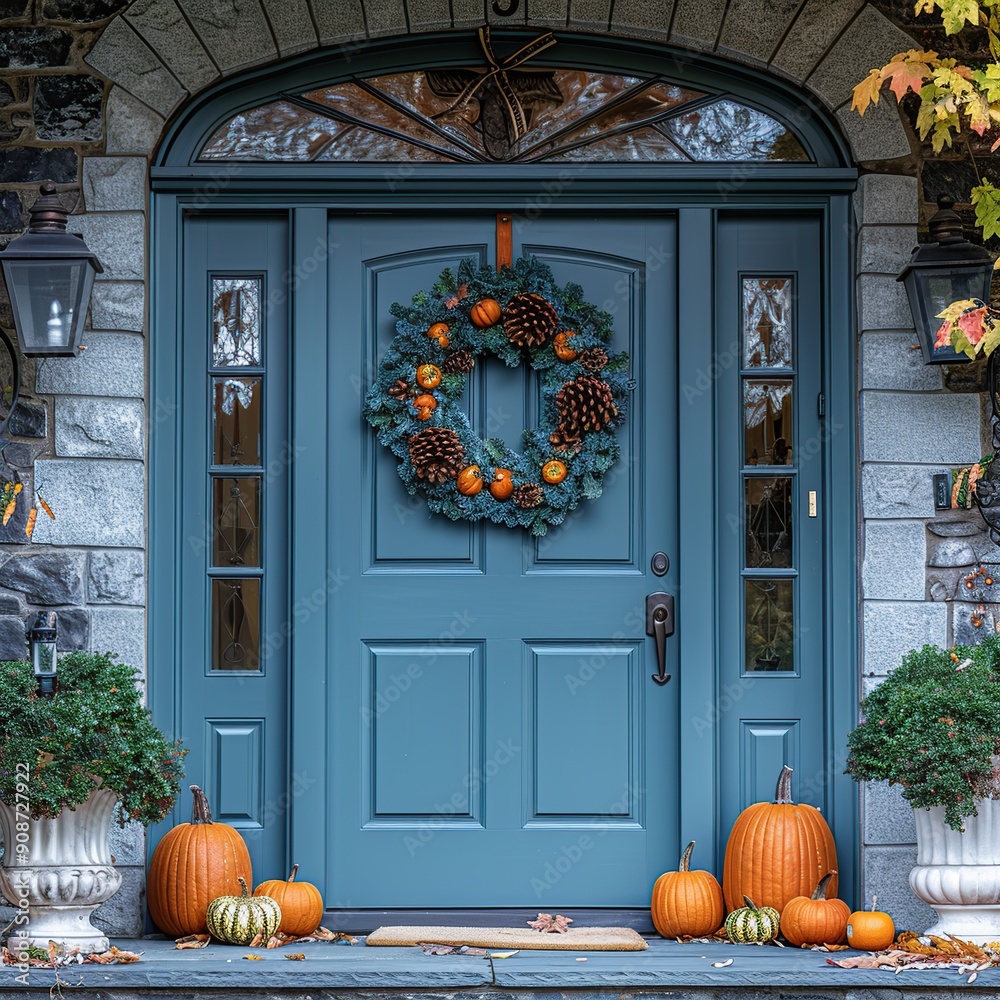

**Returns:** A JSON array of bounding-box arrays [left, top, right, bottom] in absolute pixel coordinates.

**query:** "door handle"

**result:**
[[645, 592, 675, 686]]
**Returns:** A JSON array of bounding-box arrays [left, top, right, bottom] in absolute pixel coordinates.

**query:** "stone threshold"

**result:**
[[4, 937, 999, 996]]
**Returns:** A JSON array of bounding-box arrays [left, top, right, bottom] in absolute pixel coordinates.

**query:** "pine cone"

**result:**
[[554, 376, 618, 446], [504, 293, 559, 349], [442, 350, 475, 374], [408, 427, 465, 485], [387, 379, 410, 400], [580, 347, 608, 373], [548, 428, 582, 452], [514, 483, 544, 509]]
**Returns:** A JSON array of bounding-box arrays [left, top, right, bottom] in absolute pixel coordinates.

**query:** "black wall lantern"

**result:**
[[897, 197, 994, 365], [26, 611, 58, 697], [0, 181, 103, 359]]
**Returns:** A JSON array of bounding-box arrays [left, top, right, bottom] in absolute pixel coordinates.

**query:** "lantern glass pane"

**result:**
[[2, 258, 90, 355], [919, 266, 994, 359]]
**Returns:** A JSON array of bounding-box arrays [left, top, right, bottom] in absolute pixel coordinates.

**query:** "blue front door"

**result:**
[[163, 204, 840, 911], [327, 215, 679, 906]]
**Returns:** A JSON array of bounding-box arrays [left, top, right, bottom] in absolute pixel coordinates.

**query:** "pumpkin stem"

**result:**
[[773, 765, 794, 804], [237, 877, 250, 898], [190, 785, 213, 825], [678, 841, 695, 873], [742, 896, 758, 911], [811, 871, 838, 900], [288, 863, 299, 883]]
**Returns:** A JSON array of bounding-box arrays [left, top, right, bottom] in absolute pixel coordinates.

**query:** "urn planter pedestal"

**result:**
[[0, 788, 122, 953], [910, 798, 1000, 943]]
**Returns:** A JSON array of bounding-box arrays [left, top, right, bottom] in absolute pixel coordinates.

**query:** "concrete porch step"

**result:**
[[4, 936, 999, 996]]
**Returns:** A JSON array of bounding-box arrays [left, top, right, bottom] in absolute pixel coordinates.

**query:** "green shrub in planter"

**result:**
[[0, 652, 185, 824], [846, 636, 1000, 831]]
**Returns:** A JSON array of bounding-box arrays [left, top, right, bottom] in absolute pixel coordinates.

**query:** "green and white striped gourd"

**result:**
[[724, 895, 780, 944], [206, 877, 282, 945]]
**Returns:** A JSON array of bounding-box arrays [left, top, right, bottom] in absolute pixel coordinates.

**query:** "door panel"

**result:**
[[716, 214, 827, 836], [328, 216, 678, 907], [179, 214, 289, 882]]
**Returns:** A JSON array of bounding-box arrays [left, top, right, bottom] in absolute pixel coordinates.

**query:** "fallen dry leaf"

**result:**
[[176, 934, 211, 950], [243, 954, 264, 960], [528, 913, 573, 933], [285, 953, 306, 961]]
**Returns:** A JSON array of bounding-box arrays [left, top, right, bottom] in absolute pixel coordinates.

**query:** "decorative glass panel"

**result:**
[[212, 577, 261, 671], [745, 578, 794, 672], [214, 377, 262, 466], [212, 477, 261, 567], [197, 65, 812, 164], [212, 277, 261, 367], [201, 100, 344, 160], [745, 477, 792, 569], [744, 380, 792, 465], [743, 277, 793, 369], [665, 100, 808, 162]]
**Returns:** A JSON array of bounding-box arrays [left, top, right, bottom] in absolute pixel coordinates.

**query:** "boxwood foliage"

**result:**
[[0, 653, 185, 825], [846, 637, 1000, 831]]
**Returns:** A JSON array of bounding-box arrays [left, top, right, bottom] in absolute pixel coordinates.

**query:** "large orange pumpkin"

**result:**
[[780, 872, 850, 946], [254, 864, 324, 937], [147, 785, 252, 937], [722, 765, 837, 914], [650, 840, 725, 938]]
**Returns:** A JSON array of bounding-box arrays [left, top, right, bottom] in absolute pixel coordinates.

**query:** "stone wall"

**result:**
[[0, 0, 988, 939]]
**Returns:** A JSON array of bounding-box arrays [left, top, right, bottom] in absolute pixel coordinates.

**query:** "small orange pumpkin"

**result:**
[[457, 464, 484, 496], [541, 460, 567, 484], [846, 896, 895, 951], [470, 298, 502, 328], [413, 394, 437, 412], [780, 872, 850, 947], [554, 331, 578, 362], [427, 322, 450, 339], [254, 863, 324, 938], [416, 364, 442, 389], [650, 840, 725, 939], [489, 468, 514, 501]]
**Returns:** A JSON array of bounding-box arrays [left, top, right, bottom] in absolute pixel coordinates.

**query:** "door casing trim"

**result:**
[[150, 193, 858, 913]]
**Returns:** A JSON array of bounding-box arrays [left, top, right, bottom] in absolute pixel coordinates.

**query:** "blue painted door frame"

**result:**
[[150, 185, 858, 912]]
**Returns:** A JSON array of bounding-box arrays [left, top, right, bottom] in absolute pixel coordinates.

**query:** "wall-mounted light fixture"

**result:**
[[897, 197, 994, 365], [0, 181, 103, 359]]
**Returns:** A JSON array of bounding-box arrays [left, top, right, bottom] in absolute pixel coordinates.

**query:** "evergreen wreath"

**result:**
[[363, 256, 630, 535]]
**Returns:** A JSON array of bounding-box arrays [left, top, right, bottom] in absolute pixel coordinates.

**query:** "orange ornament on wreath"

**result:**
[[416, 364, 442, 389], [541, 460, 567, 484]]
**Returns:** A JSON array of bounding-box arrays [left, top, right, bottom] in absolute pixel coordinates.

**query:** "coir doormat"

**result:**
[[365, 925, 648, 951]]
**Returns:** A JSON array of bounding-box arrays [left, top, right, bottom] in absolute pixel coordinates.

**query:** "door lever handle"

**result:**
[[646, 591, 675, 686]]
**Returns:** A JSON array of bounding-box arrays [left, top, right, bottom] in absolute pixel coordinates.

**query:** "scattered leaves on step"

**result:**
[[243, 954, 264, 960], [285, 953, 306, 961], [90, 946, 140, 964], [829, 934, 1000, 976], [248, 933, 264, 948], [419, 943, 490, 956], [807, 943, 849, 952], [1, 944, 140, 968], [307, 926, 357, 944], [175, 934, 211, 949], [528, 912, 573, 933]]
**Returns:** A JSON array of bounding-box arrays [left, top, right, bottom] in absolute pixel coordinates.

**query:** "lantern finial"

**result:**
[[928, 195, 965, 243], [26, 181, 70, 236]]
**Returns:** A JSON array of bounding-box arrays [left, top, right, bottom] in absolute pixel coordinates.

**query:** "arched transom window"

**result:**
[[200, 65, 811, 164]]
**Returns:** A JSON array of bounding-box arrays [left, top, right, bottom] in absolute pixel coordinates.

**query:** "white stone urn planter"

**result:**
[[910, 797, 1000, 943], [0, 787, 122, 953]]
